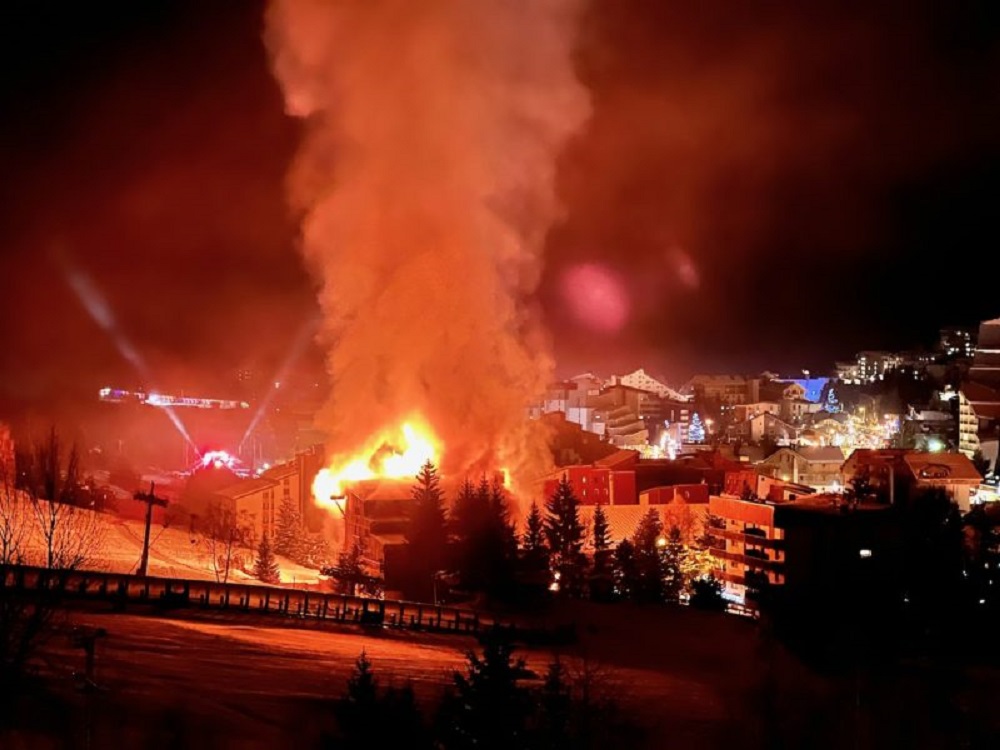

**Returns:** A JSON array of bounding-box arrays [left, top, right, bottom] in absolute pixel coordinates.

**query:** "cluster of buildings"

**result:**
[[532, 317, 1000, 489], [537, 443, 983, 615]]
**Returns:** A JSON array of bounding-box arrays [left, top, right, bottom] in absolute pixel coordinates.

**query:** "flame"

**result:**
[[311, 418, 440, 511]]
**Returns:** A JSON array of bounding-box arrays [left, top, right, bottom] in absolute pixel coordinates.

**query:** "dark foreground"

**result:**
[[4, 601, 1000, 748]]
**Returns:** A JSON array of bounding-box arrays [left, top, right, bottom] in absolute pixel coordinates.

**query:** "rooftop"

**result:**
[[215, 477, 278, 500], [902, 452, 982, 483]]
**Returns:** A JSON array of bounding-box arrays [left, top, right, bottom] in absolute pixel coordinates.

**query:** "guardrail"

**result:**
[[0, 564, 508, 638]]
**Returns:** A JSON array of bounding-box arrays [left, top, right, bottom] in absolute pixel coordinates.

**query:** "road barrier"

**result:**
[[0, 564, 515, 638]]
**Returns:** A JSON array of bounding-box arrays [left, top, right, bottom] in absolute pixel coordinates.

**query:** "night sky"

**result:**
[[2, 0, 999, 413]]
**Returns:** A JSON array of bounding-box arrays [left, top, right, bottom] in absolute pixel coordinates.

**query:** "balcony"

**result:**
[[713, 528, 785, 549], [710, 548, 783, 572]]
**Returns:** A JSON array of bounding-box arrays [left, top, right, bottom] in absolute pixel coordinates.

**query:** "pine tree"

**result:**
[[631, 508, 666, 603], [331, 651, 429, 750], [589, 503, 614, 601], [406, 460, 448, 600], [452, 477, 489, 590], [612, 539, 639, 600], [253, 533, 280, 584], [485, 477, 517, 597], [688, 412, 705, 443], [453, 476, 517, 598], [544, 475, 586, 596], [661, 525, 687, 604], [336, 540, 365, 596], [275, 496, 304, 560], [521, 501, 550, 587], [334, 651, 379, 749], [535, 660, 572, 750], [437, 626, 531, 750]]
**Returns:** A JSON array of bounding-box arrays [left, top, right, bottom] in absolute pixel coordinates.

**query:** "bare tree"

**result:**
[[29, 494, 106, 571], [17, 430, 105, 570], [2, 429, 104, 690], [204, 501, 250, 583], [0, 463, 28, 566]]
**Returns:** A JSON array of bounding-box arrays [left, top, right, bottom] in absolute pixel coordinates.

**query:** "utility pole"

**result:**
[[133, 481, 168, 577]]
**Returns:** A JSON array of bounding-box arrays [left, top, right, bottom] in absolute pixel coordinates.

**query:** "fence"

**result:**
[[0, 564, 506, 637]]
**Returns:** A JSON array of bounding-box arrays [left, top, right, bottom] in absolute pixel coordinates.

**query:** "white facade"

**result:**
[[958, 391, 981, 459], [612, 368, 688, 401]]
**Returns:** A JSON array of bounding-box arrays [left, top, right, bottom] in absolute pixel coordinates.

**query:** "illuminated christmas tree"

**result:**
[[688, 412, 705, 443], [825, 387, 841, 413]]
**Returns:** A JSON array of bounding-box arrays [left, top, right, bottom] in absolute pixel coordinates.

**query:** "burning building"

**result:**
[[265, 0, 591, 515]]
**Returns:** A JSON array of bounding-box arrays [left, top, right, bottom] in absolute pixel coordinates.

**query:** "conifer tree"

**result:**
[[661, 525, 687, 604], [521, 501, 550, 587], [631, 508, 666, 603], [437, 626, 531, 749], [612, 539, 639, 601], [333, 651, 380, 749], [486, 477, 517, 595], [275, 496, 304, 560], [688, 412, 705, 443], [535, 659, 572, 750], [407, 461, 448, 600], [544, 475, 586, 595], [406, 461, 448, 601], [589, 503, 614, 600], [253, 533, 280, 584], [452, 477, 488, 590], [331, 651, 429, 750], [336, 540, 365, 596]]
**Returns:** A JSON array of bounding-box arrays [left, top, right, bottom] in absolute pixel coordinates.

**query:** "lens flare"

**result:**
[[55, 248, 196, 450]]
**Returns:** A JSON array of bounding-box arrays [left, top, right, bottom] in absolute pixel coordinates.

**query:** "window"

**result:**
[[859, 549, 873, 559]]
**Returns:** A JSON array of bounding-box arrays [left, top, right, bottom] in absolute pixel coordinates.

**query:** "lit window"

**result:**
[[859, 549, 872, 559]]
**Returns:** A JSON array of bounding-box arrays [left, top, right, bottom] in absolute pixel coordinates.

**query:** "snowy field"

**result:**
[[101, 517, 326, 586], [14, 606, 757, 748], [12, 495, 326, 587]]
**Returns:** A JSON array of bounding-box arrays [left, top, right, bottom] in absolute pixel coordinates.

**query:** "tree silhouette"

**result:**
[[589, 504, 614, 601], [437, 626, 532, 749], [274, 496, 304, 560], [631, 508, 666, 603], [407, 461, 448, 600], [544, 475, 586, 596], [451, 478, 488, 590], [330, 651, 429, 750], [662, 526, 687, 604], [612, 539, 639, 601], [253, 533, 280, 584]]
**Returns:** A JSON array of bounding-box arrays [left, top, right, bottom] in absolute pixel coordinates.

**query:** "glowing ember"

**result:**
[[312, 418, 439, 510]]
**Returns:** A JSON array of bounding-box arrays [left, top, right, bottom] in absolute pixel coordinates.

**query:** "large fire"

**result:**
[[311, 417, 439, 511]]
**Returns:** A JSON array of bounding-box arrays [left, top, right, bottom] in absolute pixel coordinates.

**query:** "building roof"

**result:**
[[215, 477, 278, 500], [595, 449, 640, 469], [963, 381, 1000, 403], [798, 446, 847, 463], [902, 452, 982, 483], [777, 493, 892, 516], [261, 463, 298, 481]]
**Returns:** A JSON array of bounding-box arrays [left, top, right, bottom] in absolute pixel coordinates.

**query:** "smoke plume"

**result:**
[[265, 1, 589, 490]]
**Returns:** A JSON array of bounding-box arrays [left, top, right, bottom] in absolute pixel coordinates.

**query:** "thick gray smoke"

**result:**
[[265, 0, 589, 494]]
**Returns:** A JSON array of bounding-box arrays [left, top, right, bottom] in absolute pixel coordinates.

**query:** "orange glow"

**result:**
[[311, 417, 440, 511]]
